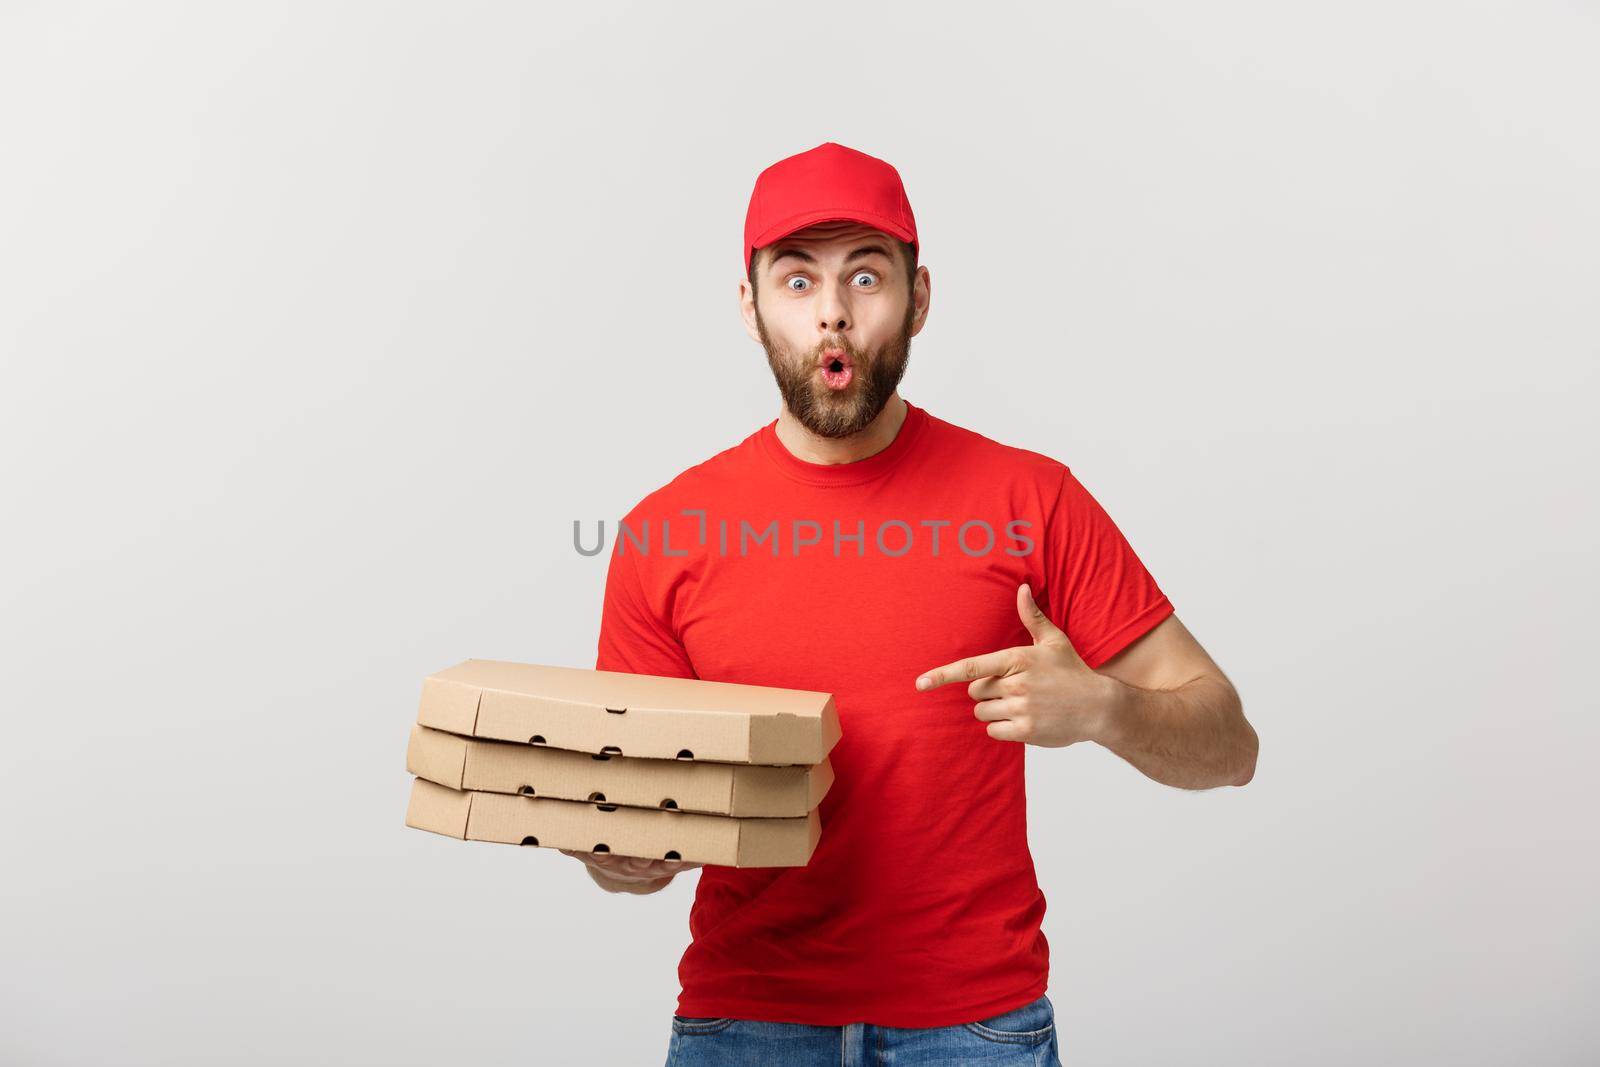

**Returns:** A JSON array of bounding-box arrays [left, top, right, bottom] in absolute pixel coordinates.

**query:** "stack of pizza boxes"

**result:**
[[404, 660, 840, 867]]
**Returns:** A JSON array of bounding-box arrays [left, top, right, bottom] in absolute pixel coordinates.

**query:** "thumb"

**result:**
[[1017, 582, 1071, 649]]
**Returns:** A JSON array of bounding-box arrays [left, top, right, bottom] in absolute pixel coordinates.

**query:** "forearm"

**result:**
[[1097, 673, 1256, 789]]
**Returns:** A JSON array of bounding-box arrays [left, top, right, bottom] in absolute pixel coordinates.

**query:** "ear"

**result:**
[[909, 264, 931, 338], [739, 257, 762, 344], [739, 279, 762, 343]]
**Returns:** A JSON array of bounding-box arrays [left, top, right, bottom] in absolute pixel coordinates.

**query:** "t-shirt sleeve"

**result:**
[[1039, 467, 1175, 670], [594, 538, 698, 679]]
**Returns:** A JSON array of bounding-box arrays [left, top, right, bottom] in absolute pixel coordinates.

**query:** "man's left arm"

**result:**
[[1093, 612, 1257, 789], [915, 584, 1258, 791]]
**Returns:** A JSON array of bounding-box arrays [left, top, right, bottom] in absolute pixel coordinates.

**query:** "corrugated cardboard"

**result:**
[[405, 777, 821, 867], [407, 723, 833, 817], [415, 659, 840, 765]]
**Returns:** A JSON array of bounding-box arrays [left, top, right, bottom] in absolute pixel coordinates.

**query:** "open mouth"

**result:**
[[818, 348, 854, 391]]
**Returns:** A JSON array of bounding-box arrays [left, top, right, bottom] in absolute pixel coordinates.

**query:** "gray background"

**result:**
[[2, 2, 1595, 1064]]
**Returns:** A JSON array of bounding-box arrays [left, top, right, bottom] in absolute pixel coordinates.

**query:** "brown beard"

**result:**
[[754, 296, 915, 439]]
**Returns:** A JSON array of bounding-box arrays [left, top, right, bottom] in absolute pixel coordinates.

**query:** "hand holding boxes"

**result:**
[[404, 660, 840, 867]]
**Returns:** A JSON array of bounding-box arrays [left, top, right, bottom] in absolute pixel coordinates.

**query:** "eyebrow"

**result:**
[[768, 243, 894, 269]]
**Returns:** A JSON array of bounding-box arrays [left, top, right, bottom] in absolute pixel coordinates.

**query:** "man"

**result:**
[[561, 142, 1258, 1066]]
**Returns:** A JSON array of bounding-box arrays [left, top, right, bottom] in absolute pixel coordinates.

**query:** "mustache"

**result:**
[[811, 336, 862, 361]]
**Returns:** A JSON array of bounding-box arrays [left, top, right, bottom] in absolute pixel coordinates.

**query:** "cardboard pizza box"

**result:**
[[406, 723, 833, 818], [404, 777, 822, 867], [415, 659, 840, 766]]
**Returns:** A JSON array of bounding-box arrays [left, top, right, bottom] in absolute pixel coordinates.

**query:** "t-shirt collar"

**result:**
[[757, 398, 928, 487]]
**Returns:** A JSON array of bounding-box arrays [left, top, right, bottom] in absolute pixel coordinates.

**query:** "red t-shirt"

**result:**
[[594, 398, 1173, 1027]]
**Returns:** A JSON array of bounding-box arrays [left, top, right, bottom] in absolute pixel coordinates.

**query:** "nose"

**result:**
[[816, 279, 850, 336]]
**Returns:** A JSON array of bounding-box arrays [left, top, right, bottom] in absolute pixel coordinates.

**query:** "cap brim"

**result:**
[[748, 209, 917, 266]]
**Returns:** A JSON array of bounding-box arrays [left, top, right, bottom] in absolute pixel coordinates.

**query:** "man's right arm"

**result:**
[[566, 518, 703, 893]]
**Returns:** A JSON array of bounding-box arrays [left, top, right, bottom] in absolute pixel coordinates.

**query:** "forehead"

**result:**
[[764, 220, 897, 261], [782, 219, 885, 244]]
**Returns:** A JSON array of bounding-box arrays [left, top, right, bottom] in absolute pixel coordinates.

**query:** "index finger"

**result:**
[[915, 648, 1022, 691]]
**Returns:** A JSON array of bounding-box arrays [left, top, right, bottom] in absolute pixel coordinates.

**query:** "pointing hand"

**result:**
[[914, 583, 1121, 748]]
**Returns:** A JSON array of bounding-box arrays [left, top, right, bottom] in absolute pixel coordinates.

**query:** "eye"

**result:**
[[786, 276, 811, 292], [852, 271, 878, 287]]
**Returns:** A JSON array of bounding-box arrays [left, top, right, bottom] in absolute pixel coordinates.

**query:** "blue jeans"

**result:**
[[666, 993, 1062, 1066]]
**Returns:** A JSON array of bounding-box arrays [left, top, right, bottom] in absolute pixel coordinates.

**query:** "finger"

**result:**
[[1017, 583, 1069, 648], [916, 647, 1024, 691], [973, 697, 1021, 722], [562, 848, 695, 873], [967, 675, 1006, 701], [984, 718, 1029, 743], [606, 859, 659, 880]]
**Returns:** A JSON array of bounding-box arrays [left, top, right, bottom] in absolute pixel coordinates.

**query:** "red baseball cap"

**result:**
[[743, 142, 918, 271]]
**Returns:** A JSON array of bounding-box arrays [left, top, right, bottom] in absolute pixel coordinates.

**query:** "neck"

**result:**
[[773, 393, 908, 465]]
